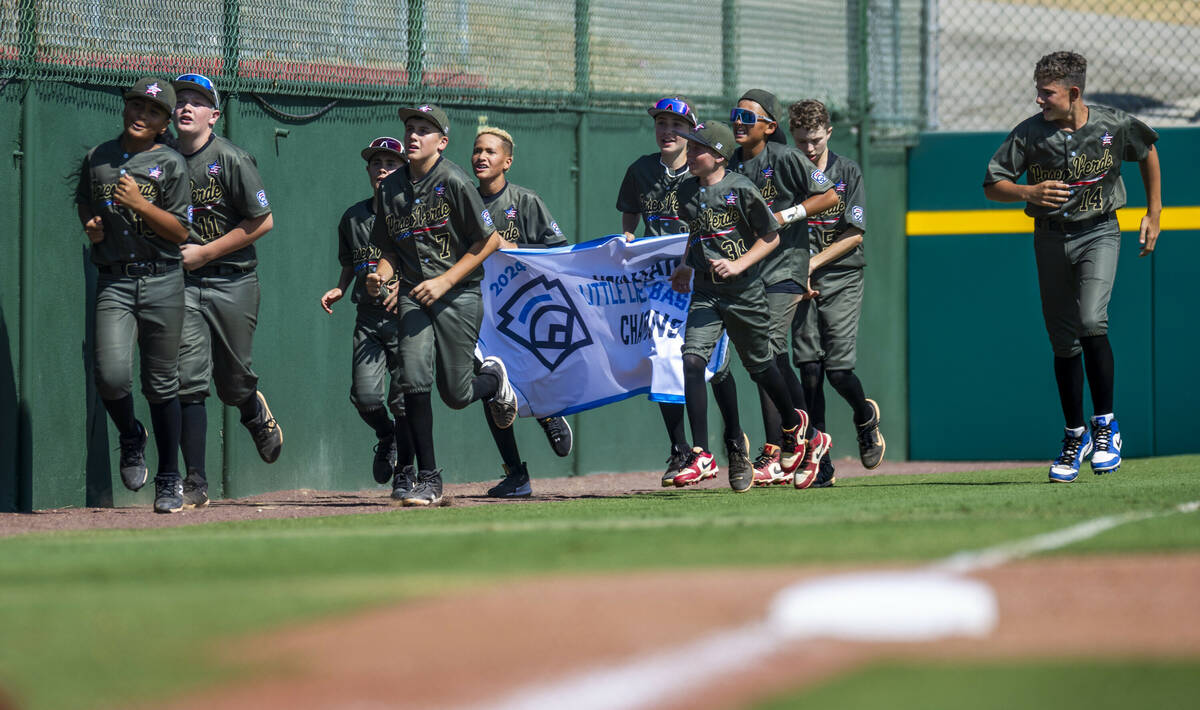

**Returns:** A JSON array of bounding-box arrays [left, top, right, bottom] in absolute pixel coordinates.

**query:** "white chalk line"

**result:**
[[458, 499, 1200, 710]]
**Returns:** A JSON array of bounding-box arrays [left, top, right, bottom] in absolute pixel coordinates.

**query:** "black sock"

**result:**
[[659, 402, 689, 452], [1053, 354, 1086, 429], [148, 397, 182, 475], [484, 402, 523, 469], [237, 393, 260, 424], [358, 407, 395, 440], [683, 354, 709, 451], [750, 364, 799, 430], [827, 369, 874, 425], [710, 372, 741, 442], [102, 395, 138, 437], [757, 384, 782, 446], [404, 391, 436, 471], [1080, 335, 1115, 416], [777, 353, 807, 414], [471, 372, 499, 402], [393, 413, 415, 470], [799, 361, 826, 433], [180, 401, 207, 474]]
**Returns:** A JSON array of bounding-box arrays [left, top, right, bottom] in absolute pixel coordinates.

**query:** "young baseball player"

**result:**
[[472, 125, 573, 497], [729, 89, 840, 489], [984, 51, 1160, 483], [321, 136, 416, 498], [788, 99, 886, 487], [670, 121, 808, 492], [366, 103, 516, 507], [616, 96, 740, 487], [171, 73, 282, 509], [76, 77, 191, 513]]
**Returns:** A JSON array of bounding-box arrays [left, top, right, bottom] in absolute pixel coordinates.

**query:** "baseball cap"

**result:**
[[739, 89, 789, 145], [648, 96, 698, 127], [124, 77, 175, 117], [173, 73, 220, 109], [678, 121, 736, 161], [361, 136, 405, 161], [398, 103, 451, 135]]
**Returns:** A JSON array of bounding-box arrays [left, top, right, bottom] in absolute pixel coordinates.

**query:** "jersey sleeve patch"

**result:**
[[851, 205, 864, 221], [256, 189, 269, 207], [481, 209, 494, 228], [811, 169, 829, 186]]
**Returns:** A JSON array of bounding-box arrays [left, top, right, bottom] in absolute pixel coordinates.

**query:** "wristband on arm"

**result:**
[[777, 204, 808, 225]]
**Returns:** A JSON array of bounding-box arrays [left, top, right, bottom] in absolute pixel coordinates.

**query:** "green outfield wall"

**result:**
[[907, 129, 1200, 460], [0, 81, 908, 511]]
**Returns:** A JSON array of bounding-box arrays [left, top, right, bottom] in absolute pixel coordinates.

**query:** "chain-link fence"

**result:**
[[934, 0, 1200, 131]]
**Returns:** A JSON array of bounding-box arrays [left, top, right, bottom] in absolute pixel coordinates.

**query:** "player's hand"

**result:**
[[623, 231, 636, 243], [83, 215, 105, 243], [1026, 180, 1071, 207], [1138, 212, 1161, 257], [801, 278, 820, 301], [365, 272, 384, 297], [708, 258, 742, 280], [410, 275, 451, 307], [670, 265, 693, 294], [497, 239, 517, 250], [179, 243, 211, 271], [382, 282, 400, 313], [320, 287, 344, 314], [113, 173, 149, 211]]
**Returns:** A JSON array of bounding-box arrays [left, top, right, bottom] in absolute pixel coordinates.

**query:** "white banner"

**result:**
[[477, 234, 727, 418]]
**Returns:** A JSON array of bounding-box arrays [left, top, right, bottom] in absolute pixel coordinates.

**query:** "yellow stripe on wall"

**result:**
[[906, 206, 1200, 236]]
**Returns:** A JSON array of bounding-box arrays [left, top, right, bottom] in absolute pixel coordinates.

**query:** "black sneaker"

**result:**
[[243, 391, 283, 463], [390, 465, 416, 503], [725, 433, 753, 493], [811, 455, 836, 488], [856, 398, 885, 470], [487, 462, 532, 498], [538, 416, 573, 457], [154, 473, 184, 514], [118, 421, 149, 492], [402, 468, 444, 507], [662, 447, 690, 487], [479, 357, 517, 429], [373, 435, 398, 484], [182, 469, 209, 508]]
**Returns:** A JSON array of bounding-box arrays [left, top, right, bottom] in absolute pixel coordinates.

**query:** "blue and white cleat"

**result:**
[[1090, 414, 1122, 474], [1049, 427, 1092, 483]]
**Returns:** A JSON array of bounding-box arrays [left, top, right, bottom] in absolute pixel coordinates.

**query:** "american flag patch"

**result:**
[[835, 180, 847, 192], [148, 165, 162, 179], [724, 192, 737, 205], [419, 104, 432, 112], [435, 183, 446, 196], [1101, 131, 1113, 146], [504, 206, 517, 220], [207, 161, 221, 176], [762, 166, 774, 178], [144, 82, 162, 97]]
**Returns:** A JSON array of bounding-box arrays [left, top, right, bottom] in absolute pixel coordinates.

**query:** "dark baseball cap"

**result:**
[[173, 73, 220, 109], [678, 121, 736, 161], [648, 96, 699, 127], [739, 89, 782, 122], [398, 103, 450, 135], [361, 136, 405, 161], [124, 77, 175, 117]]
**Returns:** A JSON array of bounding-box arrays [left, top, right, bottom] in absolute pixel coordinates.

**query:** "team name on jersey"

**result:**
[[639, 190, 679, 215], [384, 198, 452, 239], [92, 180, 159, 203], [686, 205, 741, 236], [191, 176, 225, 206], [350, 244, 382, 271], [756, 178, 778, 206], [495, 221, 522, 243], [1028, 149, 1114, 184]]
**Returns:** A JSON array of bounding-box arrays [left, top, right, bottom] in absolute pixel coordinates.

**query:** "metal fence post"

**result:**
[[223, 0, 241, 93], [722, 0, 737, 101], [408, 0, 426, 90]]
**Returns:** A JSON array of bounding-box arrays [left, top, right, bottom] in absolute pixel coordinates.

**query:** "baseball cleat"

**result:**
[[795, 431, 832, 489], [153, 473, 184, 514], [538, 416, 573, 457], [118, 421, 149, 492], [402, 468, 444, 506], [726, 433, 754, 493], [1089, 414, 1122, 474], [487, 462, 532, 498], [856, 398, 886, 469], [810, 455, 836, 488], [245, 391, 283, 463], [373, 434, 398, 484], [182, 469, 209, 508], [1049, 427, 1092, 483], [780, 409, 810, 474], [662, 447, 690, 487], [390, 464, 416, 503], [673, 447, 718, 487], [480, 356, 518, 429], [751, 443, 781, 487]]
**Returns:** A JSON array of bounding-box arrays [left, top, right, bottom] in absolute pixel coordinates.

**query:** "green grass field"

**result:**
[[2, 456, 1199, 710]]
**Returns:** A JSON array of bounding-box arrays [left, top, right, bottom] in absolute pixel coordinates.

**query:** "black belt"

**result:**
[[190, 264, 254, 277], [96, 260, 180, 277], [1034, 213, 1115, 234]]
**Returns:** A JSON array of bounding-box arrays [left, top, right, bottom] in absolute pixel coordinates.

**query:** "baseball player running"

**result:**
[[984, 51, 1160, 483], [472, 125, 573, 498], [367, 103, 516, 507], [321, 137, 416, 499], [171, 73, 282, 509], [788, 99, 885, 487], [76, 77, 191, 513]]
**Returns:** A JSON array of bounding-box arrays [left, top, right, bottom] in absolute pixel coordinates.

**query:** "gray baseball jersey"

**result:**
[[807, 151, 866, 271], [616, 153, 691, 236], [983, 104, 1157, 220], [338, 198, 390, 309], [75, 140, 191, 264], [482, 182, 568, 247], [182, 135, 272, 269], [676, 170, 778, 293]]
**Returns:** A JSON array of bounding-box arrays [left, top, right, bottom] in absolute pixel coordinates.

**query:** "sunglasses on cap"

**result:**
[[730, 107, 775, 125], [368, 137, 403, 152], [653, 97, 692, 117], [176, 73, 215, 92]]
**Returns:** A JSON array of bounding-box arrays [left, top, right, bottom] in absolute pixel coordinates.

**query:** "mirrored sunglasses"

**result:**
[[175, 73, 216, 92], [730, 107, 774, 125]]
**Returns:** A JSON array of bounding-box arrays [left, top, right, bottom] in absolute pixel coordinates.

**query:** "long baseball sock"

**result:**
[[659, 402, 690, 453], [180, 401, 207, 476], [1053, 354, 1086, 430], [1080, 335, 1115, 417], [799, 361, 826, 433], [471, 372, 499, 402], [403, 391, 436, 472], [102, 395, 139, 437], [358, 406, 395, 440], [750, 364, 800, 431], [236, 392, 260, 424], [393, 413, 415, 470], [710, 372, 741, 442], [484, 403, 523, 470], [757, 354, 807, 443], [683, 354, 710, 452], [827, 368, 874, 425], [147, 397, 182, 475]]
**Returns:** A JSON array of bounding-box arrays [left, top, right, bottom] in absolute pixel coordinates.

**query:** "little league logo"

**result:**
[[550, 221, 563, 237], [207, 161, 221, 176], [811, 169, 829, 186], [851, 205, 864, 222], [256, 189, 269, 207], [495, 275, 593, 371], [481, 209, 494, 228], [186, 205, 194, 223]]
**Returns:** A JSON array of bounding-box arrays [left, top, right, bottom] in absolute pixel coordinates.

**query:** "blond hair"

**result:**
[[476, 126, 515, 155]]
